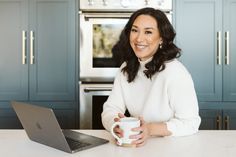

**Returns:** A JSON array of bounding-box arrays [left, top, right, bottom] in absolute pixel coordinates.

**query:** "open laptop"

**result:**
[[11, 101, 109, 153]]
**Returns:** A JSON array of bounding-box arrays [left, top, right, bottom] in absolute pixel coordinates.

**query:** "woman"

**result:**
[[101, 7, 201, 147]]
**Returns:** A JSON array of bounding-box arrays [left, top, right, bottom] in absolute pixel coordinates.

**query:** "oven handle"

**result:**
[[80, 11, 172, 20], [84, 14, 131, 21], [84, 87, 112, 92], [81, 13, 132, 20]]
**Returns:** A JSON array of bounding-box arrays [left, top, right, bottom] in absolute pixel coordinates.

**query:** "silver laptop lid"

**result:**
[[11, 101, 72, 153]]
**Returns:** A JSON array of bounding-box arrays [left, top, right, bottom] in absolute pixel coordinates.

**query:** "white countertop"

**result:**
[[1, 130, 236, 157]]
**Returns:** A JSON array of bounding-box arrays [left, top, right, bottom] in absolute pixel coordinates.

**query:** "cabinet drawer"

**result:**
[[0, 102, 77, 129]]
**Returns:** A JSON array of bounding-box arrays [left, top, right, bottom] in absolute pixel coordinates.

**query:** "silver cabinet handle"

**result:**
[[217, 31, 222, 65], [30, 31, 34, 64], [22, 30, 27, 64], [225, 31, 230, 65]]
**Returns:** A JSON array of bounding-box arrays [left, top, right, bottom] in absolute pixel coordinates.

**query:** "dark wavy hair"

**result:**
[[112, 7, 181, 82]]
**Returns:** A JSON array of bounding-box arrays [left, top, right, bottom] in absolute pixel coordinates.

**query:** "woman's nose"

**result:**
[[136, 32, 144, 42]]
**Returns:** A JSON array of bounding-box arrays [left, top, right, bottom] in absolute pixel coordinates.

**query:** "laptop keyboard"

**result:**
[[65, 137, 91, 150]]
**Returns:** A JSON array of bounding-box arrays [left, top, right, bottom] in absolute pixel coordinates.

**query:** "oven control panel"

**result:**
[[80, 0, 172, 11]]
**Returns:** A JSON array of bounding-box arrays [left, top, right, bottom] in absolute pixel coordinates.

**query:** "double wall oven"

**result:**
[[79, 0, 173, 129]]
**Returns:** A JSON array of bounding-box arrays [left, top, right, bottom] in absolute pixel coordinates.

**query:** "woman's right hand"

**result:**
[[113, 113, 125, 139]]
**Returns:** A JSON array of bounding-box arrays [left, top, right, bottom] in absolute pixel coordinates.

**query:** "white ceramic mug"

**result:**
[[111, 117, 140, 146]]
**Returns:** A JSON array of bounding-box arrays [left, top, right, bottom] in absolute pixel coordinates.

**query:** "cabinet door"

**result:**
[[223, 0, 236, 101], [0, 102, 22, 129], [175, 0, 223, 101], [0, 0, 28, 100], [29, 0, 75, 101], [223, 109, 236, 130], [0, 101, 77, 129], [0, 108, 76, 129], [54, 109, 76, 129], [199, 109, 222, 130]]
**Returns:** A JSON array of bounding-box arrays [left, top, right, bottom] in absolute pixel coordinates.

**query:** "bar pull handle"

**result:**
[[217, 31, 222, 65], [224, 116, 230, 130], [30, 31, 34, 64], [84, 87, 112, 92], [22, 30, 27, 64], [225, 31, 230, 65], [82, 13, 132, 20], [216, 115, 222, 130]]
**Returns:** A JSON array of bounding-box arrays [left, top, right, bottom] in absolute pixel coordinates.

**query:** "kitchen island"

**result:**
[[0, 130, 235, 157]]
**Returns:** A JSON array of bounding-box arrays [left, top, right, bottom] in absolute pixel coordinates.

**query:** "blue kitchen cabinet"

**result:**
[[0, 102, 76, 129], [199, 109, 222, 130], [175, 0, 236, 101], [175, 0, 222, 101], [0, 0, 28, 101], [200, 109, 236, 130], [223, 0, 236, 101], [222, 110, 236, 130], [29, 0, 76, 101], [175, 0, 236, 130], [0, 0, 78, 128]]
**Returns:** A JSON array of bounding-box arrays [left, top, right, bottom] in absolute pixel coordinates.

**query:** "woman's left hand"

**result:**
[[130, 117, 150, 147]]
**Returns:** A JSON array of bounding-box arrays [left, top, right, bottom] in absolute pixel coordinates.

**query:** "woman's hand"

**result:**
[[113, 113, 125, 143], [130, 116, 151, 147]]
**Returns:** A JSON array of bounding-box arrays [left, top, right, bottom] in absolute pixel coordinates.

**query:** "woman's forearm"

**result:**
[[147, 122, 172, 137]]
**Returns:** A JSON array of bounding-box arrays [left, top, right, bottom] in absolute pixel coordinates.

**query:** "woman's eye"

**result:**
[[131, 28, 137, 32], [145, 31, 152, 34]]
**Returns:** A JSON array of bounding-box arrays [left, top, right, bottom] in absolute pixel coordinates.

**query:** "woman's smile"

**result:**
[[134, 43, 147, 50], [129, 14, 162, 61]]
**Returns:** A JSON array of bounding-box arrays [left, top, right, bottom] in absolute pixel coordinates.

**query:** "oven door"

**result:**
[[79, 13, 130, 81], [79, 12, 172, 81], [79, 83, 113, 129]]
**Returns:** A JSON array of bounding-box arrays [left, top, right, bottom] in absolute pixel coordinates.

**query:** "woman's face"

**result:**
[[129, 14, 162, 61]]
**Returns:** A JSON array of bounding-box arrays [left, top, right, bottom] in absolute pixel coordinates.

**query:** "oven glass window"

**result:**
[[93, 24, 124, 68], [92, 96, 108, 129], [92, 95, 130, 129]]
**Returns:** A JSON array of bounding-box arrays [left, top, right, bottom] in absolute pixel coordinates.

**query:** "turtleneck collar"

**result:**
[[138, 56, 153, 67]]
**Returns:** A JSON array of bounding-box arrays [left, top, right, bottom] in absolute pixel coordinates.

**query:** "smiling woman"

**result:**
[[129, 14, 162, 61], [102, 7, 201, 147], [79, 1, 173, 132]]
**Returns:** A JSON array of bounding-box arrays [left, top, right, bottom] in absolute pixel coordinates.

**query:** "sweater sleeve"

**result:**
[[166, 73, 201, 136], [101, 71, 126, 132]]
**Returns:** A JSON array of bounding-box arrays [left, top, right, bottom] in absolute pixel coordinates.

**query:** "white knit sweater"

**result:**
[[101, 58, 201, 136]]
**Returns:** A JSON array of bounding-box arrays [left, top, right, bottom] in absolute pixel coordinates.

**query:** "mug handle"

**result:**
[[111, 122, 122, 145]]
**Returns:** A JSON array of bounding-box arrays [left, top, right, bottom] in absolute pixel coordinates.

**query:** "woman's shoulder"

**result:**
[[115, 62, 127, 78], [116, 62, 126, 74], [163, 59, 191, 77]]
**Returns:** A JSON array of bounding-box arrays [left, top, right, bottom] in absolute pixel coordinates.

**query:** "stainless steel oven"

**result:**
[[80, 13, 129, 81], [79, 0, 172, 82], [79, 83, 113, 129], [79, 0, 173, 129]]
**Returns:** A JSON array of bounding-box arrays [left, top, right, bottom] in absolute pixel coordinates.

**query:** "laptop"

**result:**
[[11, 101, 109, 153]]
